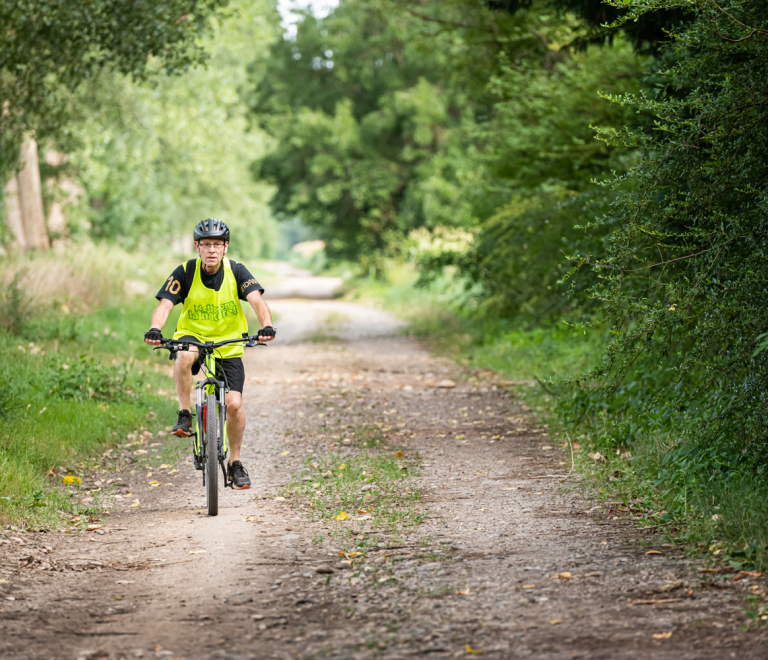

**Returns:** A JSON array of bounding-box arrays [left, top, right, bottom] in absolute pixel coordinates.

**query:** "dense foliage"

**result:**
[[568, 0, 768, 464], [62, 0, 279, 255], [0, 0, 228, 180]]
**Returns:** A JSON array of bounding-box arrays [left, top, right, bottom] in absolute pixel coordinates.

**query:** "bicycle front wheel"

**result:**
[[205, 393, 219, 516]]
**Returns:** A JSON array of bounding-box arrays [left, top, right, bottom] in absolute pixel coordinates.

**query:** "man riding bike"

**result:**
[[143, 218, 275, 490]]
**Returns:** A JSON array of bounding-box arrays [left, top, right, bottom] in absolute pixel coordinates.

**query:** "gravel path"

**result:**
[[1, 296, 766, 659]]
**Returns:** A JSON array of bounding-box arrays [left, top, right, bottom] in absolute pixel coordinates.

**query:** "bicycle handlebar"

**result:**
[[152, 335, 267, 353]]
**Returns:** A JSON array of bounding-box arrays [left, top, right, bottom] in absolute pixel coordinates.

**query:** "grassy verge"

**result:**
[[282, 424, 424, 556], [0, 303, 180, 526], [0, 245, 287, 528], [345, 263, 768, 574]]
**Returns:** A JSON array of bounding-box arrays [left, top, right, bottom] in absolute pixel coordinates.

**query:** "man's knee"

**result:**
[[226, 393, 243, 413], [175, 351, 197, 369]]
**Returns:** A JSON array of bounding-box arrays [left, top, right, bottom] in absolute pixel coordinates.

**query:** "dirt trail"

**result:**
[[1, 294, 766, 660]]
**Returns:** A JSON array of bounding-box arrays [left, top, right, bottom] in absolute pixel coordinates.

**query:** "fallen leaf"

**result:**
[[438, 379, 456, 388], [474, 472, 487, 475], [149, 480, 160, 485], [115, 580, 134, 584], [652, 632, 673, 640], [114, 596, 123, 601], [168, 469, 178, 475], [130, 499, 141, 508], [549, 619, 562, 625], [87, 524, 102, 532], [465, 644, 484, 654], [455, 588, 471, 595], [646, 550, 663, 555], [281, 451, 290, 456], [456, 434, 466, 440], [134, 449, 147, 455], [188, 550, 207, 555], [62, 476, 81, 486], [339, 463, 347, 471], [522, 584, 535, 589], [395, 451, 405, 458], [554, 572, 572, 579], [335, 511, 349, 521], [243, 515, 259, 522], [159, 464, 171, 469]]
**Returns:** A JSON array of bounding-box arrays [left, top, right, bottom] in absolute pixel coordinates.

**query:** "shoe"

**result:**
[[172, 409, 194, 437], [228, 460, 251, 490]]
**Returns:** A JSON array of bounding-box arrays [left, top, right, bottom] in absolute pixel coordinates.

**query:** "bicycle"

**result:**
[[154, 334, 266, 516]]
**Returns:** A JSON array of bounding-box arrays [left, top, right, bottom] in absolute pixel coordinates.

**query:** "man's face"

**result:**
[[195, 239, 228, 270]]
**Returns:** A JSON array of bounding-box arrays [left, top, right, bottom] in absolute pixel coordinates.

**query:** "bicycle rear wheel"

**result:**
[[205, 393, 219, 516]]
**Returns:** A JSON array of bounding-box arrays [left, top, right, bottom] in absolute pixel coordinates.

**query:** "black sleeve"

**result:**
[[231, 261, 265, 300], [156, 264, 189, 305]]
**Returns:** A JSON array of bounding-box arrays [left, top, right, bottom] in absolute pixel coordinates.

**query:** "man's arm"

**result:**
[[145, 298, 174, 346], [245, 290, 275, 342]]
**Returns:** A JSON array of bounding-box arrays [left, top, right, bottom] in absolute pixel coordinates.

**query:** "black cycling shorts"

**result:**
[[172, 335, 246, 394]]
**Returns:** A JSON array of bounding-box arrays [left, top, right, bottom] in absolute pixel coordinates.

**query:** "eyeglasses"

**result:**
[[198, 242, 225, 251]]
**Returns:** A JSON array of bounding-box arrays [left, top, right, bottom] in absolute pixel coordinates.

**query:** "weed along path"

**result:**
[[1, 295, 766, 660]]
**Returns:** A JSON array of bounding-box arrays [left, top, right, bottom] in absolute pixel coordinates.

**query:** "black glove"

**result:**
[[144, 328, 163, 342], [257, 326, 276, 339]]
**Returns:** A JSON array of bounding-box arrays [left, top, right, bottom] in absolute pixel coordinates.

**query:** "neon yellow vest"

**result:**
[[173, 258, 248, 359]]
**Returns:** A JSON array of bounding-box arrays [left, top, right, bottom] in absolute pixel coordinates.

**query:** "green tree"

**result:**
[[58, 0, 280, 257], [0, 0, 228, 179], [251, 1, 481, 262], [572, 0, 768, 461]]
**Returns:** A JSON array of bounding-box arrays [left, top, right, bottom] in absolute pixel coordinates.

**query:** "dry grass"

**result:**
[[0, 244, 180, 314]]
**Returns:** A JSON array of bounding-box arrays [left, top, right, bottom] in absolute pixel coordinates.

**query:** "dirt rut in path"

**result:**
[[1, 298, 766, 659]]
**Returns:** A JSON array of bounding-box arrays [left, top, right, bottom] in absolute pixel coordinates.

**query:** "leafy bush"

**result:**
[[47, 355, 131, 400]]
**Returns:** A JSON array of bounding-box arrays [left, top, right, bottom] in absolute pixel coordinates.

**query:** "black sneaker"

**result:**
[[172, 410, 194, 437], [228, 461, 251, 490]]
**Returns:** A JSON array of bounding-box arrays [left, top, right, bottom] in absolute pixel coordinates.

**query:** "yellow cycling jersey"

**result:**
[[173, 258, 248, 359]]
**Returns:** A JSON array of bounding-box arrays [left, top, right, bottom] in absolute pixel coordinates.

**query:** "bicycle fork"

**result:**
[[194, 382, 234, 489]]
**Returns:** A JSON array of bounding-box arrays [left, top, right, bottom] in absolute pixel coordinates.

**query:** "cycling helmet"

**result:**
[[194, 218, 230, 242]]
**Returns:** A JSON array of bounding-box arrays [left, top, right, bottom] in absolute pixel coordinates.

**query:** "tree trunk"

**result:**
[[17, 138, 49, 251], [3, 175, 26, 249]]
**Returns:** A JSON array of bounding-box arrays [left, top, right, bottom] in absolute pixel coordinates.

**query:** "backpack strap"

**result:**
[[183, 258, 197, 295]]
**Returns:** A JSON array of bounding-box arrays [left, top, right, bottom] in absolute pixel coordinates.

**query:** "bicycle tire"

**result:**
[[205, 393, 219, 516]]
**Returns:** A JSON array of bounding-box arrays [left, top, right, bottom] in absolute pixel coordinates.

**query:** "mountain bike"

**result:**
[[155, 335, 265, 516]]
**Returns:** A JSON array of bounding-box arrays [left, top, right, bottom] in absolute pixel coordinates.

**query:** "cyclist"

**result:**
[[143, 218, 276, 490]]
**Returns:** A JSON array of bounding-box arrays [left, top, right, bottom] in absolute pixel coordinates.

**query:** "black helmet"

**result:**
[[194, 218, 230, 242]]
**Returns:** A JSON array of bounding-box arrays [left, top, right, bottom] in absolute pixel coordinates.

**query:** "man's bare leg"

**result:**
[[174, 349, 197, 411], [225, 390, 245, 464]]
